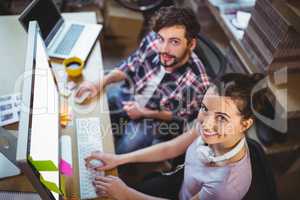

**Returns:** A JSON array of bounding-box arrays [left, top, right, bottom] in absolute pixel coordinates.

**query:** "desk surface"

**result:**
[[0, 12, 117, 200], [204, 0, 261, 74]]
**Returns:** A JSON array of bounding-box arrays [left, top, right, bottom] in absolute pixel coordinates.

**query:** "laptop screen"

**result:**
[[19, 0, 61, 42]]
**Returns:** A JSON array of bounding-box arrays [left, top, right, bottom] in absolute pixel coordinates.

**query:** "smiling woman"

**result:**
[[197, 73, 265, 148], [177, 73, 268, 200], [83, 73, 270, 200]]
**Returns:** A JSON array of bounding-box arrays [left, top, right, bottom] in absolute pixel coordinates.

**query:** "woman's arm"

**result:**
[[85, 129, 198, 170], [119, 129, 198, 165], [93, 176, 168, 200]]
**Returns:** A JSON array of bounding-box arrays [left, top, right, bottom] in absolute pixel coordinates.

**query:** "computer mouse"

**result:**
[[89, 159, 104, 168], [74, 91, 91, 104]]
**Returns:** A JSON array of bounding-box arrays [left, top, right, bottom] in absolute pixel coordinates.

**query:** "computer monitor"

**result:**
[[16, 21, 60, 200]]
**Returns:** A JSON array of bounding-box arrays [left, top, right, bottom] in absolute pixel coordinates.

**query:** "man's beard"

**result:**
[[159, 48, 190, 68]]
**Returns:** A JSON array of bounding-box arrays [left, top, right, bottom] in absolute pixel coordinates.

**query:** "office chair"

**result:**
[[194, 33, 227, 80], [243, 137, 279, 200]]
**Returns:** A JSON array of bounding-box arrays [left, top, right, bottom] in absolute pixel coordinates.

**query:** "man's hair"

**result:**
[[150, 6, 201, 41]]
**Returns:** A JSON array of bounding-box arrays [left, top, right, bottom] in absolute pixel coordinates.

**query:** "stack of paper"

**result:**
[[0, 93, 21, 126]]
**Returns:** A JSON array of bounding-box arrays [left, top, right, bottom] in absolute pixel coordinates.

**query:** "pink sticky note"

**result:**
[[60, 159, 73, 176]]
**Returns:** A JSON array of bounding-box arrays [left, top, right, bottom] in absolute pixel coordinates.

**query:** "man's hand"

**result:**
[[75, 81, 100, 100], [85, 151, 121, 171], [122, 101, 146, 120], [93, 176, 130, 200]]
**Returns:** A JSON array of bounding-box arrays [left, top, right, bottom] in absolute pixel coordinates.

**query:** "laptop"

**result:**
[[0, 127, 20, 179], [19, 0, 102, 61]]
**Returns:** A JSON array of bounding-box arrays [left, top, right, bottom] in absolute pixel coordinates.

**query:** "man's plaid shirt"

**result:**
[[117, 31, 210, 121]]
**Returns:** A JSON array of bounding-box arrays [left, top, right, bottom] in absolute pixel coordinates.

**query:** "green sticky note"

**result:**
[[40, 175, 62, 195], [28, 156, 58, 171]]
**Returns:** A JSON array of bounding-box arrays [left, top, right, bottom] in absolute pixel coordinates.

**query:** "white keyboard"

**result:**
[[76, 118, 104, 199]]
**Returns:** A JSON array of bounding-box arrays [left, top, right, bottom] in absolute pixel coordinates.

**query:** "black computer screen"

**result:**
[[19, 0, 61, 42]]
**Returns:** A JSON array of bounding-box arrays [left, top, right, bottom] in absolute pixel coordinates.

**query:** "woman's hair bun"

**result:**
[[213, 73, 274, 120]]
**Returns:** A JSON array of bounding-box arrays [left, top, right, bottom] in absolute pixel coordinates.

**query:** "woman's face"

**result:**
[[196, 87, 252, 145]]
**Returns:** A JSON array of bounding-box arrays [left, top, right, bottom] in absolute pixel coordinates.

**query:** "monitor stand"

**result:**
[[0, 127, 20, 179]]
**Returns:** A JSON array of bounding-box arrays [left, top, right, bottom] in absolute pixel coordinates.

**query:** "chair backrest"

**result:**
[[243, 137, 278, 200], [194, 33, 227, 80]]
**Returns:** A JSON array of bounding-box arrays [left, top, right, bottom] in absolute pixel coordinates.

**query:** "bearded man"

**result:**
[[76, 6, 210, 154]]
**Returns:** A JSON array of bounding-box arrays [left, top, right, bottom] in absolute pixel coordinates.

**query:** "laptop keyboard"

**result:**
[[54, 24, 84, 55]]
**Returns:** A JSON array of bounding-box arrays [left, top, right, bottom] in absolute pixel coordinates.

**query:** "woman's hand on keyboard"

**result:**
[[93, 175, 129, 200], [85, 151, 121, 171]]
